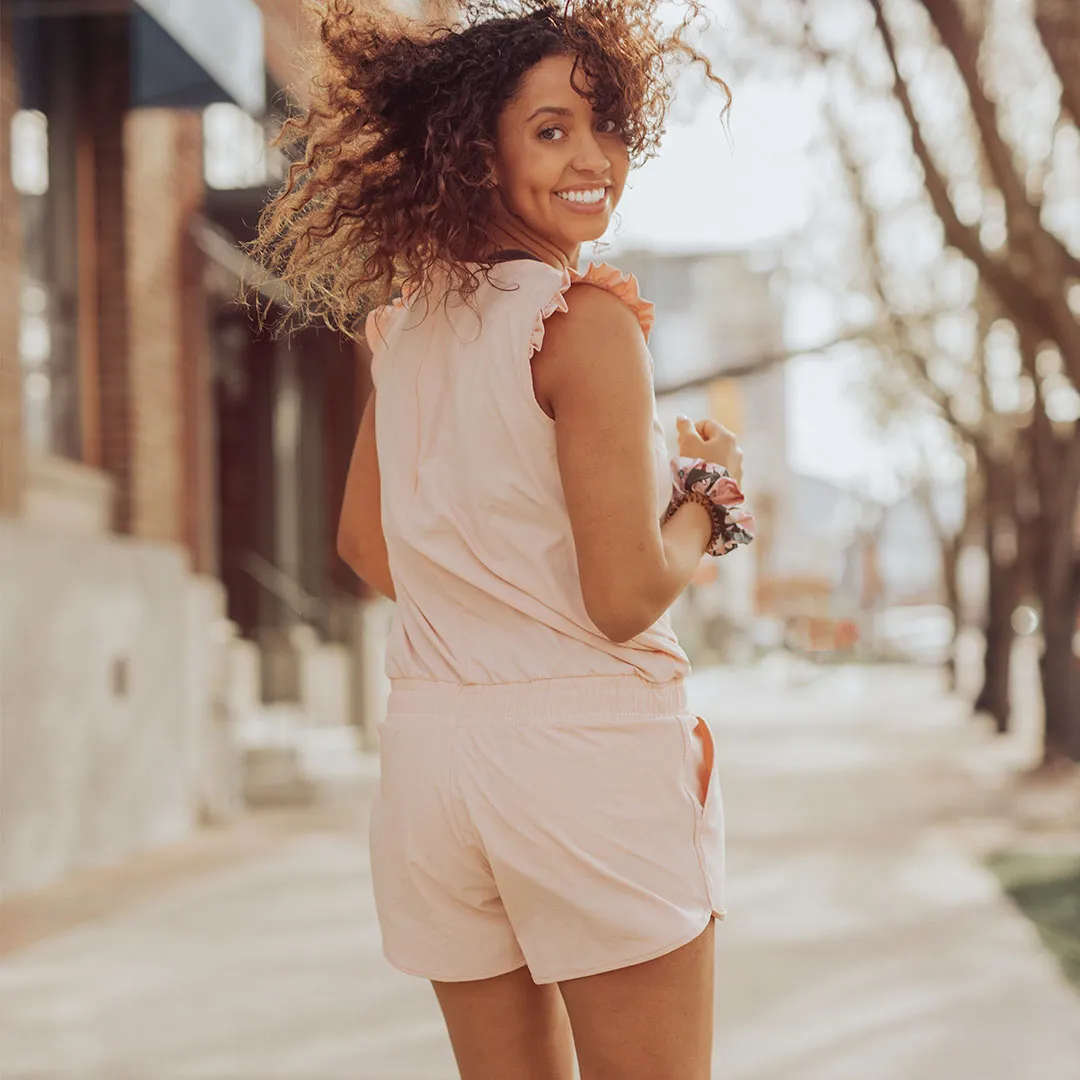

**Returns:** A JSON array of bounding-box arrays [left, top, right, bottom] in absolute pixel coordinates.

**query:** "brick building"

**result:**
[[0, 0, 381, 899]]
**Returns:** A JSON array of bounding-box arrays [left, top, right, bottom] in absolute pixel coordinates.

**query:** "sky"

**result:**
[[597, 72, 936, 502]]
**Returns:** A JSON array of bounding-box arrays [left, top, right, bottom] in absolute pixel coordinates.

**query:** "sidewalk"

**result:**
[[1, 662, 1079, 1079], [702, 660, 1080, 1080]]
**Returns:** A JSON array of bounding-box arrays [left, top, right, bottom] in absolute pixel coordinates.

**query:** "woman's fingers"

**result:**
[[676, 414, 696, 439], [674, 415, 744, 482], [676, 414, 705, 457]]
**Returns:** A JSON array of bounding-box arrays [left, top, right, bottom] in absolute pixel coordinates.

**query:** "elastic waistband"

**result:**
[[386, 674, 687, 724]]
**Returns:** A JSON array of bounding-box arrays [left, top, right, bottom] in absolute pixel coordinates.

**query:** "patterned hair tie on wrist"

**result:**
[[663, 457, 756, 558]]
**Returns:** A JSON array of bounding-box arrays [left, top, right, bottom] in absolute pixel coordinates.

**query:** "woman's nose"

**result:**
[[572, 132, 611, 174]]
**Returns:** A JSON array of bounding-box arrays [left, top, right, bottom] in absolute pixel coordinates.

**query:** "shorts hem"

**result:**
[[385, 952, 530, 984], [530, 909, 722, 985]]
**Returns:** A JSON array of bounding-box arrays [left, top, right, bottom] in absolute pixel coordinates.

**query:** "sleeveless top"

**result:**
[[366, 258, 691, 685]]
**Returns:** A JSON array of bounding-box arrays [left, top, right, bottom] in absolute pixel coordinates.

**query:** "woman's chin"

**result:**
[[562, 219, 613, 246], [581, 222, 611, 242]]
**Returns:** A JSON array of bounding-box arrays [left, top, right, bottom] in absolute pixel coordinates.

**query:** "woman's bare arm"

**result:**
[[533, 283, 710, 643], [337, 392, 396, 600]]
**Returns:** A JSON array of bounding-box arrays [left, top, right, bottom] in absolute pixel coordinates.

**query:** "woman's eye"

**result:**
[[538, 126, 565, 141], [597, 118, 620, 134]]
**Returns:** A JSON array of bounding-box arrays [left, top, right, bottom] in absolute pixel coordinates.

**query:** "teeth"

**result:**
[[556, 188, 606, 204]]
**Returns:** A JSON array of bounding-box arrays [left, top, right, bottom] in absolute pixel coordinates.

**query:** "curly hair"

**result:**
[[249, 0, 730, 335]]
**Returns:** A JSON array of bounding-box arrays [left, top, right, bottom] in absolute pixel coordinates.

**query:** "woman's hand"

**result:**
[[676, 414, 744, 484]]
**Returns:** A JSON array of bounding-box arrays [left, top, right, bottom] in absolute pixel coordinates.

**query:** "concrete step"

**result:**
[[235, 706, 379, 804], [236, 704, 312, 807], [295, 724, 380, 783]]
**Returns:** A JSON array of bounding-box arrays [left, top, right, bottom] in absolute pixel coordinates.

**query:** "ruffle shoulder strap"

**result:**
[[528, 262, 656, 359]]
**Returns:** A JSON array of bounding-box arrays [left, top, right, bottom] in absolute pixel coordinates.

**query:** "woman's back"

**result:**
[[369, 257, 690, 685]]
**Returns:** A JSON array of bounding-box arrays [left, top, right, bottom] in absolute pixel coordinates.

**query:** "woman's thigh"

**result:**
[[432, 965, 577, 1080], [558, 918, 716, 1080]]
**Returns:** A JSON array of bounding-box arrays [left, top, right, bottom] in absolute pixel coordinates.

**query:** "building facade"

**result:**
[[0, 0, 384, 899]]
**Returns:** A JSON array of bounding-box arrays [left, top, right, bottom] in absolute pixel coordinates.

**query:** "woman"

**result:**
[[254, 2, 753, 1077]]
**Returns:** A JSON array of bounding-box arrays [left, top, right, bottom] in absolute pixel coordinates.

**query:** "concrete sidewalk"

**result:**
[[703, 661, 1080, 1079], [1, 662, 1079, 1078]]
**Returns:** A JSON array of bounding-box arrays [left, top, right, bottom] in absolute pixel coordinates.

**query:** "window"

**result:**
[[11, 106, 79, 458], [10, 109, 48, 196], [203, 102, 286, 190]]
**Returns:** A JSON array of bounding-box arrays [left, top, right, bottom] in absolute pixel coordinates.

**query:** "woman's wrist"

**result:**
[[658, 498, 712, 601], [664, 456, 756, 558], [664, 494, 712, 552]]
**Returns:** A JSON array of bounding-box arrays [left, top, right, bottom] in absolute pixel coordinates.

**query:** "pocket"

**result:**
[[686, 714, 716, 812], [680, 713, 726, 919]]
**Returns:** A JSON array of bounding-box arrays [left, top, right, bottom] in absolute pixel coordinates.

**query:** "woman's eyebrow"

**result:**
[[525, 106, 576, 121]]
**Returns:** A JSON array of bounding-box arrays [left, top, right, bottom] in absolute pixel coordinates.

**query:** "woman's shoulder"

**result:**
[[564, 262, 655, 342], [363, 259, 655, 358], [512, 260, 655, 360]]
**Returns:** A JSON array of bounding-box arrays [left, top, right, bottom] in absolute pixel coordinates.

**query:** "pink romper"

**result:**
[[366, 258, 725, 984]]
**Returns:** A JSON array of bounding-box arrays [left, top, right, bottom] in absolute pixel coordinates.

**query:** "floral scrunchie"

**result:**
[[663, 457, 757, 558]]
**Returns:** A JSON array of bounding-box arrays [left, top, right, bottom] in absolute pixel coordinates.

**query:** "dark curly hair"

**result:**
[[250, 0, 730, 334]]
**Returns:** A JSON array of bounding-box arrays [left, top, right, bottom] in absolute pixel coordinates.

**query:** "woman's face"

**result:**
[[492, 54, 630, 261]]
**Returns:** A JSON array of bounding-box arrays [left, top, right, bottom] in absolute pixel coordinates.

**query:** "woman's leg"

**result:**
[[558, 918, 716, 1080], [432, 965, 578, 1080]]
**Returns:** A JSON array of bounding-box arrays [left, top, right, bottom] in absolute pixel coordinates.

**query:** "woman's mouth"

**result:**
[[554, 186, 609, 213]]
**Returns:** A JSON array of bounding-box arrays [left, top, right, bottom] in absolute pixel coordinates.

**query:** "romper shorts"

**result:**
[[369, 674, 726, 985]]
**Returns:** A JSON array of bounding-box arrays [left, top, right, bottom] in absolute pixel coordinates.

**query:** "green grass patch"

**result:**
[[987, 852, 1080, 992]]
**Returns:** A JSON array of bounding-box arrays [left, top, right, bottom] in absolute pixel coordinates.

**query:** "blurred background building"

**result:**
[[615, 246, 951, 665], [0, 0, 385, 900]]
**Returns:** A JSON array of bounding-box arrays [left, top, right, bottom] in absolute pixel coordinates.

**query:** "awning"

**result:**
[[14, 0, 265, 115], [133, 0, 265, 114]]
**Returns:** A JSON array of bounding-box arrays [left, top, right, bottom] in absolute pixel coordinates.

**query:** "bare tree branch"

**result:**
[[1034, 0, 1080, 129], [653, 330, 866, 397], [867, 0, 1035, 316], [1018, 322, 1063, 497], [918, 0, 1080, 281], [819, 75, 998, 459], [869, 0, 1080, 387]]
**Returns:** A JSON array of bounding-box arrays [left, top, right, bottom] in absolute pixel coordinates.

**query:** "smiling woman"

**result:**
[[249, 4, 746, 1079], [249, 0, 730, 331], [489, 54, 630, 256]]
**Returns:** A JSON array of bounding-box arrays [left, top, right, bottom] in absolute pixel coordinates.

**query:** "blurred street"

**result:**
[[1, 662, 1079, 1080]]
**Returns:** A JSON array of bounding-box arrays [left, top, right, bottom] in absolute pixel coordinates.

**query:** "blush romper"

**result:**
[[365, 257, 726, 985]]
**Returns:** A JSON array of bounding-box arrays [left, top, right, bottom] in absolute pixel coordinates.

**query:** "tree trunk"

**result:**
[[973, 530, 1019, 732], [1039, 592, 1080, 764], [1031, 430, 1080, 763], [975, 597, 1014, 732], [941, 535, 962, 692]]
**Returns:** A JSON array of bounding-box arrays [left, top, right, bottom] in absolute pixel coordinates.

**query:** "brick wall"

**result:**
[[0, 9, 24, 516], [176, 113, 216, 575], [89, 16, 133, 527], [85, 17, 211, 560], [124, 108, 205, 547]]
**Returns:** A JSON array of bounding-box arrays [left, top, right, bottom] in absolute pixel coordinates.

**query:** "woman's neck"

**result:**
[[486, 221, 577, 271]]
